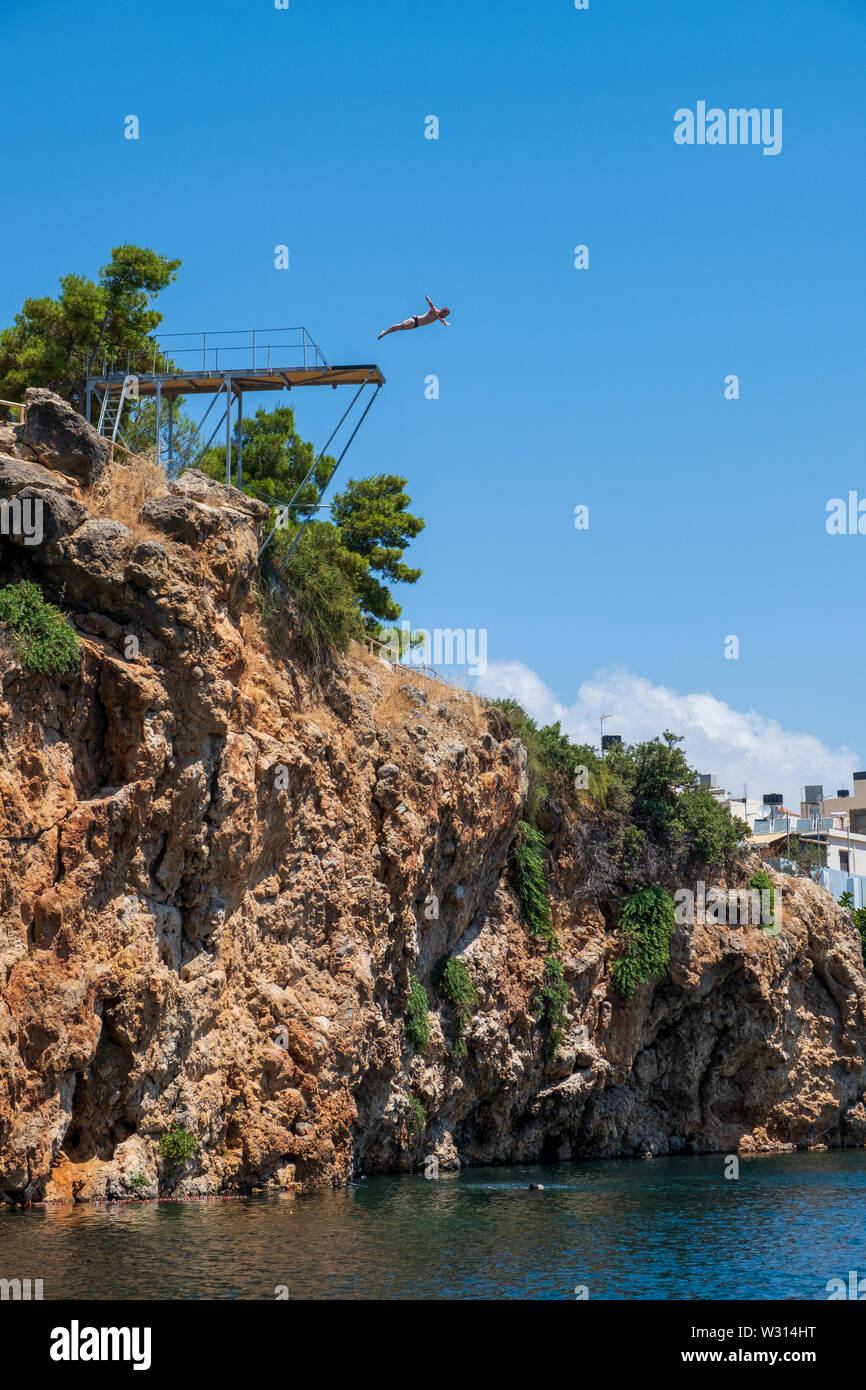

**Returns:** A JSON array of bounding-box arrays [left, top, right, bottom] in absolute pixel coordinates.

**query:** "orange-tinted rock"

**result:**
[[2, 408, 866, 1202]]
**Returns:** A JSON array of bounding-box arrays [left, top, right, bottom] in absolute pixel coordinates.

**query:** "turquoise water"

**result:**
[[2, 1152, 865, 1300]]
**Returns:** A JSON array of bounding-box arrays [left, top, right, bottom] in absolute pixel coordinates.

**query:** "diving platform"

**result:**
[[83, 328, 385, 508], [85, 363, 386, 397]]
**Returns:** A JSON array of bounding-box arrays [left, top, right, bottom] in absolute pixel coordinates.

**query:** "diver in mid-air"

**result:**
[[378, 295, 451, 338]]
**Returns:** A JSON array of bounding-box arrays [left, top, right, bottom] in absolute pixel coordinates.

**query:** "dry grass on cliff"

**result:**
[[351, 649, 421, 714], [234, 625, 489, 745], [84, 448, 168, 534], [238, 608, 298, 719], [352, 650, 487, 736]]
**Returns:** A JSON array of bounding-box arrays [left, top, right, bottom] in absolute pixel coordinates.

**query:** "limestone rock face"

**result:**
[[169, 469, 270, 522], [0, 456, 79, 498], [22, 389, 109, 486], [1, 409, 866, 1202]]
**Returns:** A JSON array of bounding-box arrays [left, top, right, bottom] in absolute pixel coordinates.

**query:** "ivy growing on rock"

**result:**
[[406, 977, 430, 1052], [535, 956, 570, 1057], [611, 886, 676, 1000], [433, 955, 478, 1059], [514, 821, 558, 949]]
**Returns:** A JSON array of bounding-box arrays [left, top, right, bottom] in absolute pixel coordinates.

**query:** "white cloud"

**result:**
[[475, 662, 860, 806]]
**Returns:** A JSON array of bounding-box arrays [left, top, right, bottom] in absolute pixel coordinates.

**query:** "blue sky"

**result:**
[[1, 0, 864, 804]]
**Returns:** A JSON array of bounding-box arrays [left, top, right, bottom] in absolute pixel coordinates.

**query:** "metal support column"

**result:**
[[155, 381, 162, 468], [167, 397, 174, 475], [224, 375, 232, 486], [237, 391, 243, 491]]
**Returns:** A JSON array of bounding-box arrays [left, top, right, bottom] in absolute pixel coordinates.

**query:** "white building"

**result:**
[[700, 770, 866, 907], [743, 774, 866, 910], [795, 778, 866, 878], [700, 774, 766, 828]]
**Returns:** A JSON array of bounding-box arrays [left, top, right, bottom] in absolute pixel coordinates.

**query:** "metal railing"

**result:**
[[360, 637, 449, 684], [87, 327, 330, 380], [363, 635, 391, 660], [0, 399, 26, 423]]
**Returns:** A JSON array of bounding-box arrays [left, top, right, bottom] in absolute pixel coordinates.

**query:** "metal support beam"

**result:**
[[285, 369, 374, 515], [224, 374, 232, 487], [155, 381, 162, 469], [275, 383, 381, 574], [184, 388, 222, 467], [237, 391, 243, 492], [197, 407, 228, 461], [257, 370, 374, 564]]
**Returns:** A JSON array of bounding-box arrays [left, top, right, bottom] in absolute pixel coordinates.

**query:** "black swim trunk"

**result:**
[[412, 316, 420, 328]]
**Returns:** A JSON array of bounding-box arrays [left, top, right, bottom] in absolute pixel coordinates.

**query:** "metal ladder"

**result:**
[[96, 378, 131, 442]]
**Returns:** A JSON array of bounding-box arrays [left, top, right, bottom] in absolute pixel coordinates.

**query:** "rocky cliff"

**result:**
[[2, 390, 866, 1203]]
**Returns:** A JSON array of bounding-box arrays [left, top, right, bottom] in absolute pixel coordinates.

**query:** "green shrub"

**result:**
[[611, 886, 676, 1000], [157, 1126, 198, 1168], [406, 978, 430, 1052], [433, 955, 478, 1059], [514, 821, 558, 948], [267, 523, 364, 664], [848, 901, 866, 961], [0, 580, 80, 675], [409, 1098, 426, 1134], [535, 956, 570, 1058], [127, 1171, 148, 1191], [676, 783, 752, 862], [490, 701, 602, 824], [490, 708, 745, 888], [620, 824, 647, 865], [840, 887, 866, 962], [780, 837, 824, 876], [747, 869, 775, 923]]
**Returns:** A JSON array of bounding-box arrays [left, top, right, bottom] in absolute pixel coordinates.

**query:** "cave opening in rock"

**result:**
[[541, 1133, 562, 1164]]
